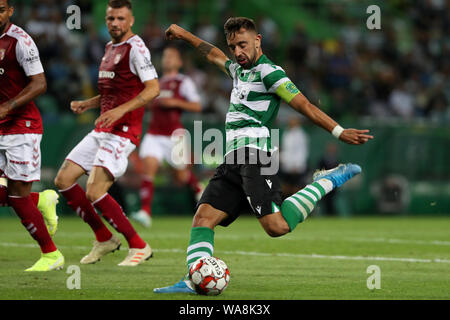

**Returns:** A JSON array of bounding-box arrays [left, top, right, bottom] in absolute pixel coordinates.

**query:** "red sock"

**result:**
[[0, 186, 7, 206], [187, 171, 201, 194], [60, 184, 112, 242], [94, 194, 146, 249], [8, 195, 57, 253], [0, 187, 39, 207], [139, 178, 154, 216], [30, 192, 39, 206]]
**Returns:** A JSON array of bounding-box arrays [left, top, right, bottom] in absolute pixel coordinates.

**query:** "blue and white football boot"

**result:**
[[313, 163, 362, 189], [153, 278, 197, 294]]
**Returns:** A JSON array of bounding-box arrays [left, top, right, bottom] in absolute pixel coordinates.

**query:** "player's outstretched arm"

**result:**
[[288, 92, 373, 145], [0, 73, 46, 120], [71, 95, 101, 114], [158, 98, 201, 112], [95, 79, 160, 128], [165, 24, 229, 75]]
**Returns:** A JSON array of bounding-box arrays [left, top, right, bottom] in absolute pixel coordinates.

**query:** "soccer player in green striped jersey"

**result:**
[[154, 17, 373, 294]]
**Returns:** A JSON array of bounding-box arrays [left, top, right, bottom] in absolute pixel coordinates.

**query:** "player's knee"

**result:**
[[263, 221, 290, 238], [192, 208, 224, 229], [85, 185, 103, 203], [85, 190, 99, 203], [264, 227, 287, 238], [192, 211, 214, 228], [54, 173, 71, 190]]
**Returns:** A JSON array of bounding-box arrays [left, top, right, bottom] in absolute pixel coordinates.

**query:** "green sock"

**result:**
[[281, 179, 334, 232], [186, 227, 215, 270]]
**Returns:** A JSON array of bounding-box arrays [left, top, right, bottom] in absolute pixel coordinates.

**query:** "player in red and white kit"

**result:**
[[0, 0, 64, 271], [54, 0, 160, 266], [131, 46, 203, 228]]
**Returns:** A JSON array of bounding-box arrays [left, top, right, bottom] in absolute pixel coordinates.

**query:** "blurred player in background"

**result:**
[[280, 116, 309, 198], [155, 17, 373, 293], [54, 0, 159, 266], [0, 0, 63, 271], [132, 45, 203, 228]]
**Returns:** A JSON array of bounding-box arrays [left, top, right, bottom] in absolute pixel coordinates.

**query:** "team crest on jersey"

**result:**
[[114, 54, 122, 65], [248, 70, 257, 82], [0, 49, 5, 61]]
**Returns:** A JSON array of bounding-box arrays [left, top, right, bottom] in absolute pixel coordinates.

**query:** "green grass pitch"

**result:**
[[0, 215, 449, 300]]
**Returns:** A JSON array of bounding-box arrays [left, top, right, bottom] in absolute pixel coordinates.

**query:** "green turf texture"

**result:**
[[0, 215, 449, 300]]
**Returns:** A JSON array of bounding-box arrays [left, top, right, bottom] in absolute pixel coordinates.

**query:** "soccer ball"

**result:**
[[189, 256, 230, 296]]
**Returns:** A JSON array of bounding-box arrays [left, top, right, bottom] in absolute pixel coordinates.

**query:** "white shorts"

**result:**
[[0, 134, 42, 182], [66, 131, 136, 179], [139, 132, 190, 169]]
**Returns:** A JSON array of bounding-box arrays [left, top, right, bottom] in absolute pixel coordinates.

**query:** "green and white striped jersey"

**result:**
[[224, 54, 300, 156]]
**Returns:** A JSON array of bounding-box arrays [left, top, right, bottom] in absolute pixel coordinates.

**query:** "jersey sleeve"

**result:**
[[179, 76, 201, 103], [15, 36, 44, 77], [130, 45, 158, 83], [261, 65, 300, 103], [225, 59, 239, 79]]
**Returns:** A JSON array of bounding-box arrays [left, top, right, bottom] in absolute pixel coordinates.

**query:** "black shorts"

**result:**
[[197, 148, 283, 227]]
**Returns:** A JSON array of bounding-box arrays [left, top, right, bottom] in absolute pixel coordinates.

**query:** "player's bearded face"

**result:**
[[105, 7, 134, 42], [227, 29, 261, 69]]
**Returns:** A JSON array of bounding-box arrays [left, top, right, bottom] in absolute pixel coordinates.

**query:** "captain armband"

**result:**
[[275, 81, 300, 104]]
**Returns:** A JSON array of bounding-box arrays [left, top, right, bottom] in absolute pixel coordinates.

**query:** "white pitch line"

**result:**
[[238, 251, 450, 264], [346, 237, 450, 246], [1, 242, 449, 264], [3, 231, 450, 247]]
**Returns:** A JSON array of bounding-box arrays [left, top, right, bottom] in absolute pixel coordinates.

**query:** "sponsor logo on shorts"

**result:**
[[9, 160, 30, 165], [100, 146, 113, 154], [0, 68, 4, 75]]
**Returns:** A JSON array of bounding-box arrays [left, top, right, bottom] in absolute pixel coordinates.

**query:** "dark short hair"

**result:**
[[224, 17, 257, 38], [108, 0, 132, 10]]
